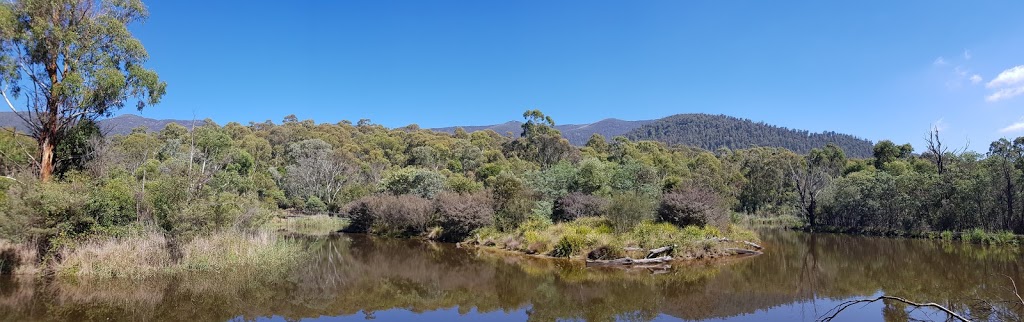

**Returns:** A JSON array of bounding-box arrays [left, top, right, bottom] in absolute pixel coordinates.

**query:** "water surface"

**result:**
[[1, 230, 1022, 321]]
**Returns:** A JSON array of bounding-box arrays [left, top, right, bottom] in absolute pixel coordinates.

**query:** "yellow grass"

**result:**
[[53, 230, 305, 278]]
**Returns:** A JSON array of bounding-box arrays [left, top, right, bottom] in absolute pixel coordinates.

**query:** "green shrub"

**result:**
[[550, 232, 589, 257], [88, 176, 137, 227], [964, 228, 987, 244], [446, 174, 483, 194], [489, 173, 533, 232], [305, 196, 328, 214], [606, 192, 654, 233], [379, 168, 446, 198], [940, 230, 954, 241]]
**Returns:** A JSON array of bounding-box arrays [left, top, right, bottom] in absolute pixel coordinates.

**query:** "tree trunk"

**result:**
[[39, 134, 55, 182], [807, 198, 817, 228]]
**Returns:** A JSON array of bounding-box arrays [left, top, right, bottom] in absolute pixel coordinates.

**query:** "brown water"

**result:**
[[1, 230, 1022, 322]]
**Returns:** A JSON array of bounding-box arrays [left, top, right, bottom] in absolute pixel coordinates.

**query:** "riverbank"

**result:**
[[0, 214, 351, 278], [464, 217, 762, 261], [1, 229, 306, 278]]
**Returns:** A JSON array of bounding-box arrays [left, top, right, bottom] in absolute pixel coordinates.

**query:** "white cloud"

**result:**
[[933, 118, 948, 132], [964, 50, 972, 60], [934, 57, 948, 66], [986, 85, 1024, 102], [1000, 119, 1024, 133], [987, 65, 1024, 88], [970, 74, 983, 84]]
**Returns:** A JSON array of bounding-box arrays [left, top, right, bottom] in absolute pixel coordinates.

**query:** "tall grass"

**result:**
[[55, 230, 305, 278], [269, 215, 349, 236], [179, 230, 303, 274]]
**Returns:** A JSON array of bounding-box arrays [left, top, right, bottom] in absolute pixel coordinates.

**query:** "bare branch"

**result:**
[[817, 295, 971, 322], [1005, 274, 1024, 308]]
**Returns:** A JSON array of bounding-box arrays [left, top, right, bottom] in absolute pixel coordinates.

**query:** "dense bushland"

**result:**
[[6, 105, 1024, 274]]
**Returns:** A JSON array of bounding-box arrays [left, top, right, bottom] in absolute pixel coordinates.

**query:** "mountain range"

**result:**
[[0, 112, 195, 136], [0, 112, 874, 158], [437, 114, 874, 158]]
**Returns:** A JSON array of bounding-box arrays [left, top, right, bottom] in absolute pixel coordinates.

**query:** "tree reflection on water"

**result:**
[[1, 230, 1022, 322]]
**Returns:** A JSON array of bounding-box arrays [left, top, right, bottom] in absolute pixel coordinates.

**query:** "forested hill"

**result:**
[[0, 112, 193, 135], [624, 114, 874, 158], [2, 111, 873, 157], [432, 118, 654, 146]]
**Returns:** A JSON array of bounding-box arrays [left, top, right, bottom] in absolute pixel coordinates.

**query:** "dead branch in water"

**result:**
[[817, 295, 971, 322]]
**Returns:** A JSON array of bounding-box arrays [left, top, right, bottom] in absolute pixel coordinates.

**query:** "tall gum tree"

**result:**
[[0, 0, 166, 181]]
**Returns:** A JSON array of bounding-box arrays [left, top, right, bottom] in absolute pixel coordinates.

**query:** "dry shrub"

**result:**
[[344, 194, 433, 237], [433, 191, 494, 242], [552, 192, 607, 222], [657, 187, 728, 229]]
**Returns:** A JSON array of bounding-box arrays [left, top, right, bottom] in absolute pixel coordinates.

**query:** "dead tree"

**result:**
[[925, 126, 966, 175], [790, 159, 830, 228]]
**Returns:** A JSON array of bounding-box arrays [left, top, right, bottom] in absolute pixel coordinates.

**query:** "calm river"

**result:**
[[1, 230, 1022, 321]]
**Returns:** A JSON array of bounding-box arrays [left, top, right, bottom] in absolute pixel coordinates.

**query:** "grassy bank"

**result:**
[[469, 217, 761, 260], [1, 229, 307, 279]]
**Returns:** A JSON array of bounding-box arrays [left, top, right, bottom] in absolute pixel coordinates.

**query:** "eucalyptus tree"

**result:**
[[507, 109, 575, 166], [0, 0, 166, 181]]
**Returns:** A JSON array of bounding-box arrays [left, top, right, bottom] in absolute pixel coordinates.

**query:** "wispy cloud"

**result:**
[[964, 50, 972, 60], [934, 57, 948, 66], [987, 65, 1024, 88], [970, 74, 983, 84], [987, 86, 1024, 102], [1000, 118, 1024, 133], [933, 118, 948, 132]]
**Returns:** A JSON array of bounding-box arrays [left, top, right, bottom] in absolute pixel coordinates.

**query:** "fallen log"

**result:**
[[714, 238, 764, 250], [586, 256, 674, 266], [741, 241, 763, 250], [646, 245, 676, 258]]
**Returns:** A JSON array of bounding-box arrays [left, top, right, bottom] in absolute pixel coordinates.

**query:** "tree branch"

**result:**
[[817, 295, 971, 322]]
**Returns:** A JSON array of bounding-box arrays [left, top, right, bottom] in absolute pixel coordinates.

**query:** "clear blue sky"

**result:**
[[126, 0, 1024, 151]]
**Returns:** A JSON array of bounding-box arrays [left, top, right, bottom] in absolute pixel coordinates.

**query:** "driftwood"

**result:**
[[714, 238, 763, 250], [646, 245, 676, 258], [740, 241, 763, 250], [587, 256, 673, 266]]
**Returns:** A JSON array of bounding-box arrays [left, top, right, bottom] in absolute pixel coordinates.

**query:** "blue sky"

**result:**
[[125, 0, 1024, 151]]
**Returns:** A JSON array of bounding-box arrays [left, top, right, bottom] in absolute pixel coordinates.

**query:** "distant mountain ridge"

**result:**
[[434, 113, 874, 158], [0, 112, 875, 158], [432, 118, 655, 146], [0, 112, 194, 135]]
